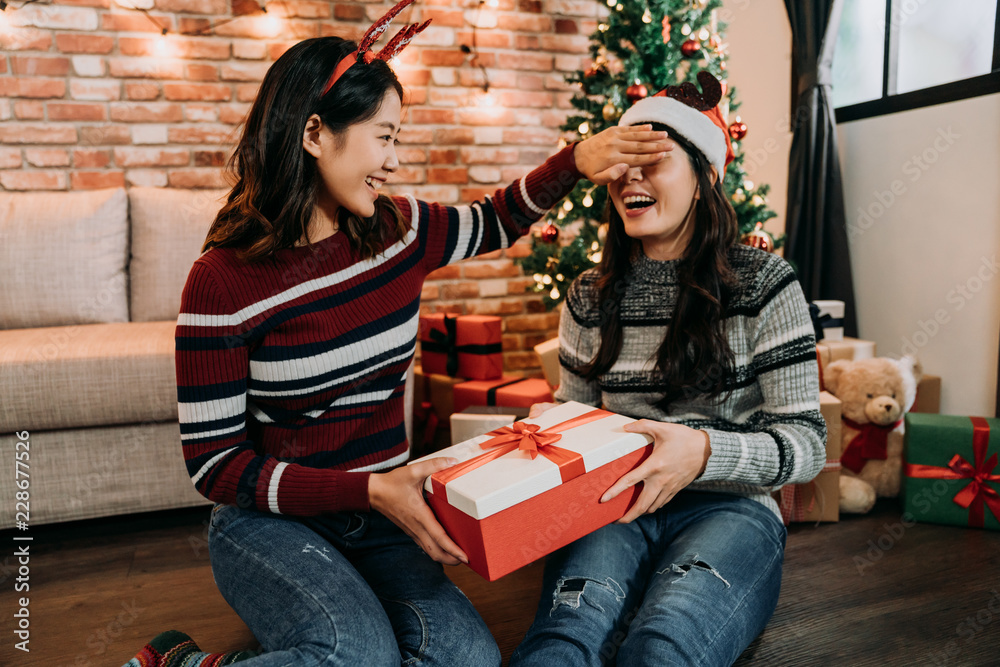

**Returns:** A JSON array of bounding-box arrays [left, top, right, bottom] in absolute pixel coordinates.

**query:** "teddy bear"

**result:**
[[823, 355, 922, 514]]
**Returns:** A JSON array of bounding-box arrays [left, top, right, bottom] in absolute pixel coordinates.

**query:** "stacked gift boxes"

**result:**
[[903, 413, 999, 531], [414, 314, 554, 455], [778, 391, 842, 524], [410, 401, 654, 581]]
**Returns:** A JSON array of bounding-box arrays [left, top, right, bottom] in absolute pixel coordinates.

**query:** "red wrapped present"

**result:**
[[409, 401, 654, 580], [452, 376, 553, 414], [419, 314, 503, 380]]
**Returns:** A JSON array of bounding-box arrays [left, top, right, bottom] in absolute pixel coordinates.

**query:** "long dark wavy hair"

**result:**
[[577, 123, 739, 409], [203, 37, 408, 263]]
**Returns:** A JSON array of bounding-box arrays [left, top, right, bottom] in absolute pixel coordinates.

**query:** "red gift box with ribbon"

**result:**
[[903, 413, 1000, 530], [408, 401, 654, 581], [419, 314, 503, 380], [452, 376, 553, 414]]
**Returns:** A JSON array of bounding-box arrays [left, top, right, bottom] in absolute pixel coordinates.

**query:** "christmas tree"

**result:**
[[518, 0, 781, 309]]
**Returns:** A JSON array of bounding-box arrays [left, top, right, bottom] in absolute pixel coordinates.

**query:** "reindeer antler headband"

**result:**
[[619, 71, 735, 176], [320, 0, 431, 97]]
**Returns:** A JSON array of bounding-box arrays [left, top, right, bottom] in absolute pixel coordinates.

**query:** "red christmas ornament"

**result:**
[[741, 226, 773, 253], [681, 38, 700, 57], [708, 35, 721, 49], [728, 119, 748, 141], [540, 223, 559, 243], [626, 82, 648, 103], [661, 16, 671, 43]]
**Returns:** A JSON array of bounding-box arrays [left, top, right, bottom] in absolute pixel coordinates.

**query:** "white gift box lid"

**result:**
[[409, 401, 652, 521], [450, 409, 529, 446], [813, 300, 845, 342], [812, 300, 844, 318]]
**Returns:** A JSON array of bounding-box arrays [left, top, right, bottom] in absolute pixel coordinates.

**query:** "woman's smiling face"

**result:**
[[312, 88, 402, 220], [608, 135, 702, 260]]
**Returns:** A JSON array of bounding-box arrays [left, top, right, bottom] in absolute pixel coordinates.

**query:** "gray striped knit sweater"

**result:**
[[555, 244, 827, 519]]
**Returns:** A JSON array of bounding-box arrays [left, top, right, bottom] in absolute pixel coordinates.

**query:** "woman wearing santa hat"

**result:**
[[512, 73, 827, 666]]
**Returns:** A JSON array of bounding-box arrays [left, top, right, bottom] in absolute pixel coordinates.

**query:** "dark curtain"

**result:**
[[783, 0, 858, 337]]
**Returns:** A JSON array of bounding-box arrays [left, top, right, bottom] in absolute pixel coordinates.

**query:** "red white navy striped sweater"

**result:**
[[175, 145, 581, 517]]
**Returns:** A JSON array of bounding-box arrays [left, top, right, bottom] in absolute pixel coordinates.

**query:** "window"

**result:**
[[833, 0, 1000, 122]]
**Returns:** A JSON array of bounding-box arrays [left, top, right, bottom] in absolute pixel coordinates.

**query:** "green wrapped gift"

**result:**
[[903, 413, 1000, 531]]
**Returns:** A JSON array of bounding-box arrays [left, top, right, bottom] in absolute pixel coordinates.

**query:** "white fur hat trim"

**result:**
[[619, 96, 727, 176]]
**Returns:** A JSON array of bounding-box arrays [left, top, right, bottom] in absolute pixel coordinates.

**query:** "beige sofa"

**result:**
[[0, 187, 233, 528], [0, 186, 416, 529]]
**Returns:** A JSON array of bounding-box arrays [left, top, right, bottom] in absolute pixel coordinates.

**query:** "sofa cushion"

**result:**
[[129, 188, 228, 323], [0, 188, 129, 329], [0, 321, 178, 432], [0, 423, 211, 528]]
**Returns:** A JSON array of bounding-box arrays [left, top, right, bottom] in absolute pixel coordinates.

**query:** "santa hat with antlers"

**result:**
[[618, 71, 735, 177], [320, 0, 431, 97]]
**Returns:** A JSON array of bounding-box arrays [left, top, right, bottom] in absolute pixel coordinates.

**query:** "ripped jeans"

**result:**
[[510, 490, 786, 667], [207, 503, 500, 667]]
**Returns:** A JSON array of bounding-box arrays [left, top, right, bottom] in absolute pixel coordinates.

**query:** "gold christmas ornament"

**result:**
[[602, 101, 621, 121]]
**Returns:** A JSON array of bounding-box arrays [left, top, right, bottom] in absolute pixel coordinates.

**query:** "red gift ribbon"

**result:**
[[779, 458, 841, 525], [412, 400, 439, 450], [904, 416, 1000, 528], [816, 348, 825, 392], [430, 409, 614, 498]]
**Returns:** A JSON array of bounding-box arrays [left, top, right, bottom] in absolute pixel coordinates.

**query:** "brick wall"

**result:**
[[0, 0, 599, 375]]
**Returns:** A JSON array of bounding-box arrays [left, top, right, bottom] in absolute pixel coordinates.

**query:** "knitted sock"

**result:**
[[122, 630, 258, 667]]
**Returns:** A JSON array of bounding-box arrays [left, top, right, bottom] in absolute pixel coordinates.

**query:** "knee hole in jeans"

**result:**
[[655, 554, 731, 588], [550, 576, 626, 615]]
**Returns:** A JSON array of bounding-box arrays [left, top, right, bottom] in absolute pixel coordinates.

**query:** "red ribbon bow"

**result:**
[[904, 416, 1000, 528], [430, 409, 613, 498], [841, 417, 902, 474], [481, 421, 563, 459]]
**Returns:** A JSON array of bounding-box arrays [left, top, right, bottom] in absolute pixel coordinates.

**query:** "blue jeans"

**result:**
[[207, 503, 500, 666], [510, 491, 786, 667]]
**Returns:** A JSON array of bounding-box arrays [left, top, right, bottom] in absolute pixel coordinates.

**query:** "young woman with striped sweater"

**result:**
[[511, 74, 828, 667], [125, 6, 672, 666]]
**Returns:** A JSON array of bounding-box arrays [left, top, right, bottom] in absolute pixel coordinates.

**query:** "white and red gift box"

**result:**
[[409, 401, 654, 581]]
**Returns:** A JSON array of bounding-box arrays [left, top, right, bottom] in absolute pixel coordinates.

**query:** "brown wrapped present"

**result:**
[[413, 368, 463, 420], [911, 375, 941, 414], [533, 337, 561, 389], [778, 391, 842, 524]]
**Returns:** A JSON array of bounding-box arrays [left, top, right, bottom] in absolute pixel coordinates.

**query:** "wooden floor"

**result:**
[[1, 499, 997, 666]]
